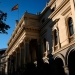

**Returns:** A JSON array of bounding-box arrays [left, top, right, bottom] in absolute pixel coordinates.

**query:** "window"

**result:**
[[54, 30, 58, 45], [68, 17, 74, 36], [51, 7, 55, 12]]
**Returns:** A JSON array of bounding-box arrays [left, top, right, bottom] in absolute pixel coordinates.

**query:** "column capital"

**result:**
[[63, 65, 69, 75], [63, 65, 68, 69], [24, 37, 30, 44]]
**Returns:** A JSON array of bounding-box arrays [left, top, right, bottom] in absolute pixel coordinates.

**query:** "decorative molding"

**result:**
[[6, 28, 24, 53], [61, 6, 71, 16], [48, 0, 70, 19], [24, 26, 40, 33]]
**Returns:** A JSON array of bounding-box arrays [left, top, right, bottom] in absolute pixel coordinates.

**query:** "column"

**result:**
[[7, 57, 10, 75], [19, 46, 22, 67], [26, 38, 30, 62], [63, 65, 69, 75], [70, 0, 75, 33], [24, 38, 30, 63], [17, 52, 19, 68], [15, 52, 18, 71], [11, 56, 14, 74], [24, 40, 26, 64], [37, 39, 41, 68], [9, 58, 11, 75]]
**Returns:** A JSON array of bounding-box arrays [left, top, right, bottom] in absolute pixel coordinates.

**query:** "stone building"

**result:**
[[5, 0, 75, 75], [0, 48, 7, 75]]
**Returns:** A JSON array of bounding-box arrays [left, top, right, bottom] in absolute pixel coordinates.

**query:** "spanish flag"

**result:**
[[11, 4, 18, 11]]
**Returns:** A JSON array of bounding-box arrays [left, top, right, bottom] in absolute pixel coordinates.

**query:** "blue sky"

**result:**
[[0, 0, 49, 49]]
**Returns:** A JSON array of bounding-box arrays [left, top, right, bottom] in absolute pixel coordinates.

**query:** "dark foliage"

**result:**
[[0, 10, 10, 34]]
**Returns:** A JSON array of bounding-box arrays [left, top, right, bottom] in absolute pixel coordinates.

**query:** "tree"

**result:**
[[0, 10, 10, 34]]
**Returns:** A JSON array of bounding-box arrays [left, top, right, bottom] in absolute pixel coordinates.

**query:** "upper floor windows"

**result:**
[[52, 28, 60, 52], [68, 17, 74, 36], [54, 30, 58, 45], [51, 6, 56, 12]]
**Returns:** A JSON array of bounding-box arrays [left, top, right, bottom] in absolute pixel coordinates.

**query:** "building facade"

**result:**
[[0, 48, 7, 75], [5, 0, 75, 75]]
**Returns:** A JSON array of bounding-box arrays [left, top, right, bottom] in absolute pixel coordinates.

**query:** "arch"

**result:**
[[54, 54, 65, 75], [66, 48, 75, 75], [54, 53, 65, 66], [65, 45, 75, 65]]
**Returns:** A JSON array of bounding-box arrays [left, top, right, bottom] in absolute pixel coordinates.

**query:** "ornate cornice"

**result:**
[[24, 25, 40, 32], [48, 0, 70, 19], [7, 12, 39, 46], [61, 6, 71, 16], [6, 26, 24, 53], [48, 0, 55, 7], [7, 14, 25, 45], [40, 7, 50, 18]]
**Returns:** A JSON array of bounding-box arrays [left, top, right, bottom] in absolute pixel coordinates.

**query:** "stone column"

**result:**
[[7, 57, 10, 75], [25, 38, 30, 62], [24, 40, 26, 64], [9, 58, 11, 75], [11, 56, 14, 74], [15, 52, 18, 71], [19, 46, 22, 67], [17, 52, 19, 68], [37, 39, 41, 68], [63, 65, 69, 75], [70, 0, 75, 33]]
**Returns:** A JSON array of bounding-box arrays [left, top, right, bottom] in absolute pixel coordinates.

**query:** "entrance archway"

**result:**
[[54, 58, 65, 75], [68, 50, 75, 75]]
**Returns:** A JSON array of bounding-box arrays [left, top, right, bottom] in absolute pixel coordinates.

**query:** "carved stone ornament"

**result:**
[[42, 50, 49, 64]]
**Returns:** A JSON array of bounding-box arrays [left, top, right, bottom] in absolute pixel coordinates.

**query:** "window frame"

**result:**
[[54, 29, 58, 45], [68, 17, 74, 36]]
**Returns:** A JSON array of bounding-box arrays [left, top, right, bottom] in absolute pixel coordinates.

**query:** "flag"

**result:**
[[11, 4, 18, 11]]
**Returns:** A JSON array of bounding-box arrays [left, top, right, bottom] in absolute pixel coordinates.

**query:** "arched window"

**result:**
[[54, 30, 58, 45], [68, 17, 74, 36]]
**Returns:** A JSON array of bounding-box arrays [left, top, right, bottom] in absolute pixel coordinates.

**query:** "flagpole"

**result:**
[[18, 4, 19, 21]]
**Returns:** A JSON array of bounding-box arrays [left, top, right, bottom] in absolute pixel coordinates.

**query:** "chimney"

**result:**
[[15, 20, 18, 26]]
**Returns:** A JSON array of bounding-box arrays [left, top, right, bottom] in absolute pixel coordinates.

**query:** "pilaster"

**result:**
[[37, 39, 41, 68], [19, 46, 22, 67], [24, 38, 30, 62], [15, 52, 18, 71]]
